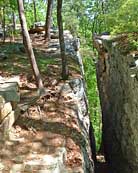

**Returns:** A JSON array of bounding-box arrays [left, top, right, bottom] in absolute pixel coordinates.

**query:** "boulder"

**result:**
[[0, 82, 20, 103], [0, 102, 12, 121]]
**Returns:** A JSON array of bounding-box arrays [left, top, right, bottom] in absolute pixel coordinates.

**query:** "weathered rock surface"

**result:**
[[0, 95, 5, 109], [0, 79, 20, 137], [94, 34, 138, 173], [0, 78, 20, 102], [0, 102, 12, 121]]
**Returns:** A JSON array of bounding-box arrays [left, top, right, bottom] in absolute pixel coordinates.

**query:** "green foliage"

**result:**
[[128, 33, 138, 50], [0, 43, 56, 74], [9, 0, 18, 11], [105, 0, 138, 34], [81, 47, 102, 151], [131, 40, 138, 50], [24, 0, 46, 28], [36, 55, 56, 72], [62, 1, 82, 36]]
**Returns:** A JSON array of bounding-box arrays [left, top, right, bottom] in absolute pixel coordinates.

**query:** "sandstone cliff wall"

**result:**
[[94, 34, 138, 173]]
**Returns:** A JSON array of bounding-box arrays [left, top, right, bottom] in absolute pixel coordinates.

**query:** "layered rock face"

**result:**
[[94, 34, 138, 173]]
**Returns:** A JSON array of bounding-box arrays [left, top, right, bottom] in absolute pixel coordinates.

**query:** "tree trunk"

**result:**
[[12, 11, 16, 42], [33, 0, 37, 23], [2, 7, 6, 43], [45, 0, 53, 41], [57, 0, 69, 80], [12, 12, 16, 31], [17, 0, 44, 92]]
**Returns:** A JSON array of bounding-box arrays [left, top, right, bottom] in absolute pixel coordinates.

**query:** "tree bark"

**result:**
[[12, 11, 16, 42], [33, 0, 37, 23], [57, 0, 69, 80], [2, 7, 6, 43], [12, 12, 16, 31], [17, 0, 44, 91], [45, 0, 53, 41]]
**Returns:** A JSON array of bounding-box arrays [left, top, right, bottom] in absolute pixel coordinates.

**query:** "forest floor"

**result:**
[[0, 35, 108, 173]]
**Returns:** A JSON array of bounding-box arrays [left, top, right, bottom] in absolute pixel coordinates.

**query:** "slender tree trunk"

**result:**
[[45, 0, 53, 41], [17, 0, 44, 91], [57, 0, 69, 80], [33, 0, 37, 23], [12, 12, 16, 31], [2, 7, 6, 43], [0, 8, 2, 25], [12, 12, 16, 42]]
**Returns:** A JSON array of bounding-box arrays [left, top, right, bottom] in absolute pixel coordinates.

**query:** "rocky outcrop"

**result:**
[[94, 34, 138, 173], [0, 34, 95, 173]]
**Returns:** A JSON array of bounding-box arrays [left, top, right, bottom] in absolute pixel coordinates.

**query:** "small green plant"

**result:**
[[128, 33, 138, 51], [130, 39, 138, 50]]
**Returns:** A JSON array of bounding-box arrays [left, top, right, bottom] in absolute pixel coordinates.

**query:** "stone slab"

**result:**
[[0, 82, 20, 102], [0, 76, 20, 84]]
